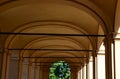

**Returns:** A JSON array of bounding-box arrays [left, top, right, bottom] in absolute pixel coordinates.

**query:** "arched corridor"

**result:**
[[0, 0, 120, 79]]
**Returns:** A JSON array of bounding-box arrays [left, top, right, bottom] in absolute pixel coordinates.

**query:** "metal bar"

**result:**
[[33, 62, 82, 64], [10, 56, 87, 59], [35, 65, 81, 67], [8, 48, 94, 52], [23, 57, 87, 58], [0, 32, 106, 37], [114, 38, 120, 40]]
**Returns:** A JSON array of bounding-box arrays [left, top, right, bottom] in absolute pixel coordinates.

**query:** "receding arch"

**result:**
[[4, 21, 92, 52], [0, 0, 108, 33], [115, 0, 120, 33]]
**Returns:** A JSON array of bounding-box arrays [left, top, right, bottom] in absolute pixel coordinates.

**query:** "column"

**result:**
[[86, 59, 89, 79], [71, 66, 79, 79], [93, 52, 98, 79], [22, 59, 28, 79], [27, 62, 32, 79], [39, 65, 42, 79], [18, 57, 23, 79], [7, 56, 19, 79], [5, 53, 11, 79], [35, 66, 40, 79], [0, 51, 3, 79], [89, 57, 93, 79], [104, 35, 113, 79], [42, 65, 50, 79], [34, 65, 40, 79], [82, 65, 84, 79], [80, 66, 82, 79], [115, 38, 120, 79], [1, 52, 8, 79], [78, 69, 81, 79]]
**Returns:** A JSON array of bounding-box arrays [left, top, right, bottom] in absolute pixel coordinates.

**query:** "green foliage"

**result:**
[[49, 61, 71, 79]]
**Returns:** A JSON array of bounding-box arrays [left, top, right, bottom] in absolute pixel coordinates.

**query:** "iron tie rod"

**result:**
[[0, 32, 106, 37]]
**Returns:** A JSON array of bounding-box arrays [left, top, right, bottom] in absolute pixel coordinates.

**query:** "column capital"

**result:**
[[104, 33, 114, 43]]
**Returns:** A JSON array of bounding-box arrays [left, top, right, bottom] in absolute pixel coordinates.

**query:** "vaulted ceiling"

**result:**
[[0, 0, 117, 66]]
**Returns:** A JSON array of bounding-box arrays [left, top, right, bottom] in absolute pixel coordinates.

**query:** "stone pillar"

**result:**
[[39, 65, 50, 79], [93, 53, 98, 79], [0, 34, 5, 79], [34, 66, 40, 79], [22, 59, 28, 79], [27, 62, 32, 79], [7, 56, 19, 79], [39, 65, 42, 79], [104, 35, 113, 79], [18, 57, 23, 79], [5, 54, 11, 79], [78, 69, 81, 79], [42, 65, 50, 79], [0, 52, 3, 79], [31, 64, 35, 79], [34, 66, 36, 79], [1, 52, 8, 79], [80, 66, 82, 79], [34, 65, 40, 79], [86, 59, 89, 79], [82, 66, 84, 79], [71, 66, 79, 79]]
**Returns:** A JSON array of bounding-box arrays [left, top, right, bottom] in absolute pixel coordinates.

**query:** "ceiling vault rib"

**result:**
[[8, 48, 94, 52], [0, 32, 106, 37], [0, 0, 15, 6]]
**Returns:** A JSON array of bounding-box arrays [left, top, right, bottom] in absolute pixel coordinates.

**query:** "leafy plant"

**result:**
[[49, 61, 70, 79]]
